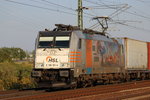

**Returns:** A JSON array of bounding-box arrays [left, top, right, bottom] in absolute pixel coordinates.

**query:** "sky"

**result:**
[[0, 0, 150, 51]]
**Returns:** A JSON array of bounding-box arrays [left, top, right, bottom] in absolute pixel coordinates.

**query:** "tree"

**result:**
[[0, 48, 12, 62], [0, 47, 26, 62]]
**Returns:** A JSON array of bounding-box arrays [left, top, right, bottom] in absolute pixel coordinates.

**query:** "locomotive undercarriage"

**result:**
[[32, 69, 76, 88], [77, 70, 150, 88], [32, 69, 150, 88]]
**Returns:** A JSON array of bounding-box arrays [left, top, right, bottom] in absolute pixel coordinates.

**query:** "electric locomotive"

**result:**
[[31, 24, 125, 88]]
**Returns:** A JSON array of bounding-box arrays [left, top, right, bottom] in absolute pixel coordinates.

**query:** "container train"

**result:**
[[31, 24, 150, 88]]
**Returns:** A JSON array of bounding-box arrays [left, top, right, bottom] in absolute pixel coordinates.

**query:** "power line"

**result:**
[[97, 0, 150, 21], [107, 0, 150, 21], [40, 0, 94, 17], [4, 0, 150, 33], [125, 10, 150, 21], [84, 0, 107, 7], [86, 0, 150, 31], [97, 0, 126, 10], [84, 0, 126, 9], [41, 0, 75, 11], [32, 0, 94, 18], [4, 0, 76, 16], [109, 4, 130, 18], [113, 20, 150, 33], [135, 0, 150, 3]]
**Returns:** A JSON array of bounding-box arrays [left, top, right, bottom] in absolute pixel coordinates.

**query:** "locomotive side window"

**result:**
[[38, 37, 54, 48], [78, 39, 82, 49], [55, 36, 70, 48], [93, 46, 95, 51]]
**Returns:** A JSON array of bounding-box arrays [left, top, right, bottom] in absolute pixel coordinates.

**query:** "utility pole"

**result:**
[[78, 0, 83, 30]]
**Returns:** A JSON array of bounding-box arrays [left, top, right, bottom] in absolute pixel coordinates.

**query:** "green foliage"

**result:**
[[0, 47, 26, 62], [0, 48, 12, 62], [0, 62, 36, 90]]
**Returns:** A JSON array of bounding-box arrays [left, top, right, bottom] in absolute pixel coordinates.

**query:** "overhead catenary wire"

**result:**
[[98, 0, 121, 5], [135, 0, 150, 3], [3, 0, 150, 33], [3, 0, 150, 22], [84, 0, 127, 9], [87, 0, 150, 32], [97, 0, 127, 10], [88, 3, 130, 30], [125, 10, 150, 21], [109, 5, 130, 18], [84, 0, 131, 30], [40, 0, 95, 17], [4, 0, 77, 16], [90, 18, 150, 33], [41, 0, 75, 11], [131, 6, 150, 19], [111, 20, 142, 23], [21, 0, 94, 18], [112, 20, 150, 32], [84, 0, 150, 21]]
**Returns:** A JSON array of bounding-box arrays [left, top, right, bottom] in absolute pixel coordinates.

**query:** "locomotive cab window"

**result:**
[[55, 36, 70, 48], [38, 37, 54, 48], [37, 31, 71, 48]]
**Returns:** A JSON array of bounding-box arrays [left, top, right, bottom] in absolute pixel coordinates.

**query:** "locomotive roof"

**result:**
[[39, 31, 72, 36], [73, 31, 122, 44], [38, 30, 123, 45], [40, 24, 106, 37]]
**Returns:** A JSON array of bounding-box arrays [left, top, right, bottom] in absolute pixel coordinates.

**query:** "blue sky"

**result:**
[[0, 0, 150, 51]]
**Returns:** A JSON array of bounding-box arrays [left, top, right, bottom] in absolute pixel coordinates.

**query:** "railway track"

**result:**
[[1, 80, 150, 100], [0, 89, 46, 100]]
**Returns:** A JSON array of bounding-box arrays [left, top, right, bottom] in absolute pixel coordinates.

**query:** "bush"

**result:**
[[0, 62, 36, 90]]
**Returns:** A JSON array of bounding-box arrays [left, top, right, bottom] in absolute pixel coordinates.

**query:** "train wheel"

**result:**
[[89, 80, 94, 87], [82, 81, 88, 88], [70, 82, 77, 89]]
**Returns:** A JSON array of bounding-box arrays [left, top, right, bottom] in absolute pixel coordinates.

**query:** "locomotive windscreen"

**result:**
[[38, 31, 71, 48]]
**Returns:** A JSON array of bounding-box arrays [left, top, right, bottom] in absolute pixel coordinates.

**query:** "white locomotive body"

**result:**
[[31, 24, 124, 88]]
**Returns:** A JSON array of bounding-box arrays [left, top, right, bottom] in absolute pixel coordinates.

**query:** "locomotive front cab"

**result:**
[[35, 31, 71, 69], [31, 30, 75, 88]]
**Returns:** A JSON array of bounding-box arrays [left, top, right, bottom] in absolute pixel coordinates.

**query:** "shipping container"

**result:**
[[147, 42, 150, 70], [122, 38, 147, 70]]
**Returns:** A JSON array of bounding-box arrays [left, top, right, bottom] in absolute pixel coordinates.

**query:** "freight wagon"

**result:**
[[120, 38, 148, 70], [31, 24, 150, 88]]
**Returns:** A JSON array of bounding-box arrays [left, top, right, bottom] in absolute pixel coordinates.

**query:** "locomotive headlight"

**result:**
[[36, 63, 44, 67], [31, 70, 41, 77], [61, 63, 69, 67]]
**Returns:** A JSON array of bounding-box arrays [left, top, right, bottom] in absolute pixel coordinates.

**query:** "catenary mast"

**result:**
[[78, 0, 83, 30]]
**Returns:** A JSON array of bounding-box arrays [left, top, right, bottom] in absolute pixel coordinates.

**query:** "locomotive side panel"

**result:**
[[74, 31, 125, 76], [147, 42, 150, 70], [92, 40, 124, 73], [70, 31, 84, 77], [92, 40, 101, 73], [124, 38, 147, 70]]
